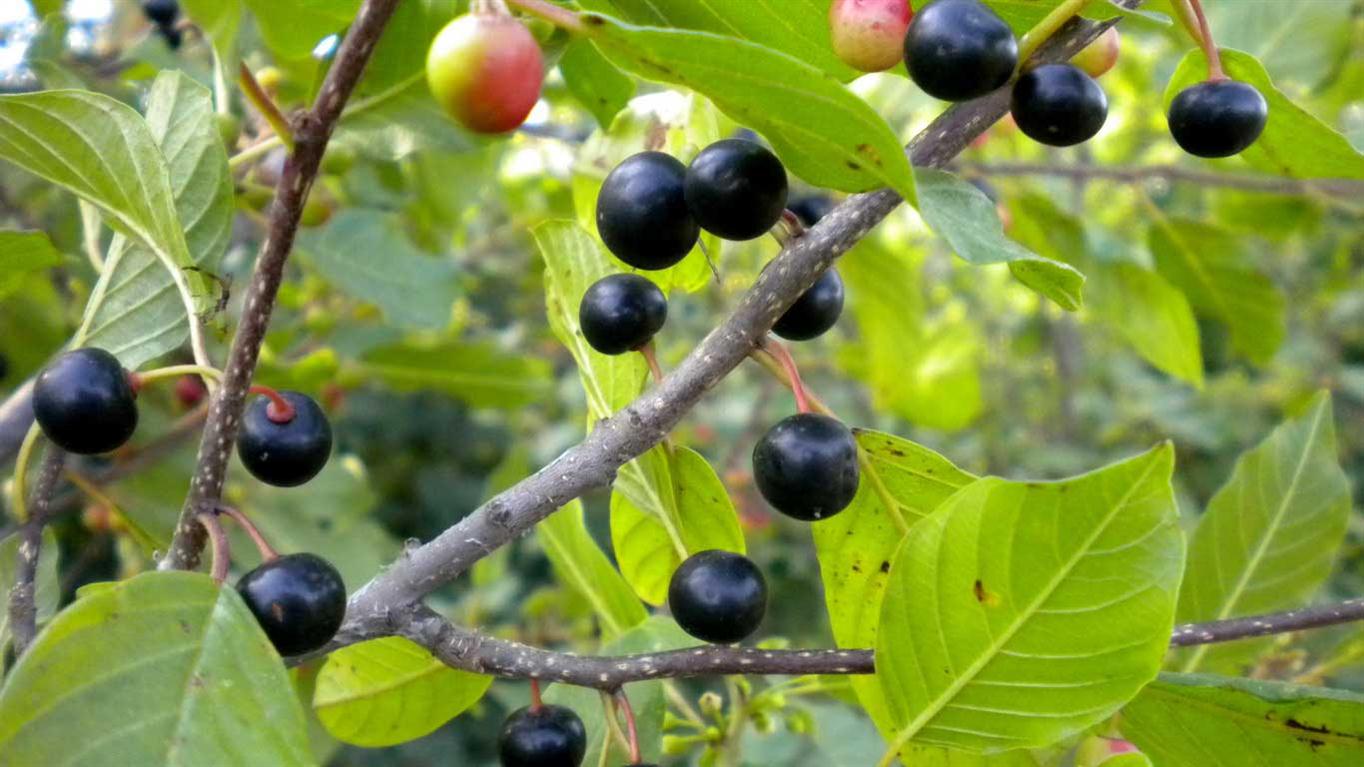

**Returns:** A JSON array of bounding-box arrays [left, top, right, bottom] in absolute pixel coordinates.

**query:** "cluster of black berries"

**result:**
[[31, 347, 344, 656], [905, 0, 1266, 157], [142, 0, 183, 51]]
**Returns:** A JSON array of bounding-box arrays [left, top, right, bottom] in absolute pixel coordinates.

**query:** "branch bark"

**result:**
[[958, 161, 1364, 197], [161, 0, 401, 571], [6, 447, 66, 656]]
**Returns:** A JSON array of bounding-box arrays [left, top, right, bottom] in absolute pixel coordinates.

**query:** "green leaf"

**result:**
[[578, 0, 856, 81], [1208, 2, 1355, 95], [838, 239, 984, 431], [77, 72, 233, 369], [1147, 215, 1284, 365], [0, 230, 61, 300], [1164, 49, 1364, 179], [0, 571, 315, 767], [915, 169, 1084, 310], [0, 86, 206, 364], [538, 500, 648, 640], [357, 340, 553, 410], [812, 429, 976, 735], [561, 40, 636, 128], [0, 528, 58, 671], [587, 15, 917, 202], [1173, 393, 1351, 674], [611, 446, 747, 605], [242, 0, 357, 61], [876, 445, 1184, 754], [297, 209, 458, 329], [535, 219, 648, 417], [543, 616, 695, 766], [314, 636, 491, 747], [1123, 673, 1364, 766], [181, 0, 242, 78]]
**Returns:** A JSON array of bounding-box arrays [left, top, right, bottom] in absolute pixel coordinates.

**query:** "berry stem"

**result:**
[[130, 364, 224, 390], [1017, 0, 1094, 64], [600, 692, 634, 756], [759, 338, 813, 414], [618, 690, 643, 764], [216, 505, 279, 562], [697, 237, 722, 285], [1186, 0, 1227, 81], [248, 384, 296, 423], [504, 0, 587, 34], [529, 678, 544, 710], [197, 511, 232, 585], [781, 209, 807, 238], [638, 342, 666, 385], [238, 62, 295, 153], [9, 423, 42, 522]]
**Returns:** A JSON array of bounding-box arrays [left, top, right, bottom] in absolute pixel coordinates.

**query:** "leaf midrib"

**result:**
[[886, 455, 1165, 754]]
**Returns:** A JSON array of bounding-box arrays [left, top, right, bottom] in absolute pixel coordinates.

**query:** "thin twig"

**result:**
[[161, 0, 401, 572], [6, 447, 66, 657]]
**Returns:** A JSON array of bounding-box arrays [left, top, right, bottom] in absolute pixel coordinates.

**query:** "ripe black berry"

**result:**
[[498, 705, 587, 767], [597, 152, 699, 270], [904, 0, 1017, 102], [579, 274, 668, 355], [1167, 79, 1268, 158], [773, 269, 845, 341], [1010, 64, 1108, 147], [142, 0, 179, 26], [787, 195, 834, 227], [32, 348, 138, 455], [752, 413, 859, 521], [237, 553, 346, 656], [237, 390, 333, 487], [684, 139, 789, 240], [668, 550, 768, 644]]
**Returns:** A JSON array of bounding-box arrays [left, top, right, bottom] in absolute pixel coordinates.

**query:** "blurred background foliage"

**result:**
[[1, 1, 1363, 764]]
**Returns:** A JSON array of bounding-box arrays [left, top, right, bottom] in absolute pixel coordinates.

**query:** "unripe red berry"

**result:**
[[174, 375, 206, 409], [426, 12, 544, 135], [1071, 27, 1120, 78], [829, 0, 913, 73]]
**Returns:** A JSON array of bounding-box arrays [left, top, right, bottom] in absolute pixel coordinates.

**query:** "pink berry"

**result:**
[[426, 12, 544, 135], [829, 0, 913, 73], [1072, 27, 1120, 78]]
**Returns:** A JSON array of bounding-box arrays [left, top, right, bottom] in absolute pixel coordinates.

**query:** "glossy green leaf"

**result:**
[[1164, 49, 1364, 179], [588, 15, 917, 202], [242, 0, 357, 61], [612, 445, 747, 605], [916, 169, 1083, 310], [77, 71, 233, 368], [0, 230, 61, 300], [535, 219, 648, 418], [314, 636, 491, 747], [297, 209, 458, 329], [1208, 1, 1355, 86], [0, 571, 315, 767], [357, 340, 552, 410], [813, 429, 976, 735], [543, 616, 695, 766], [877, 445, 1184, 754], [578, 0, 856, 81], [1124, 673, 1364, 766], [539, 499, 648, 640], [0, 528, 58, 671], [0, 86, 206, 364], [561, 40, 635, 128], [1148, 215, 1284, 365], [1173, 393, 1350, 674]]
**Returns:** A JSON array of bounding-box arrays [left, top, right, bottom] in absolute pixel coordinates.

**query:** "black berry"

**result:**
[[1010, 64, 1108, 147], [668, 550, 768, 644], [684, 139, 789, 240], [904, 0, 1017, 102], [158, 24, 183, 51], [237, 390, 333, 487], [787, 195, 834, 227], [237, 553, 346, 656], [596, 152, 699, 270], [142, 0, 179, 26], [0, 352, 8, 382], [579, 274, 668, 355], [498, 705, 587, 767], [773, 269, 845, 341], [32, 348, 138, 455], [1167, 79, 1268, 158], [752, 413, 859, 521]]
